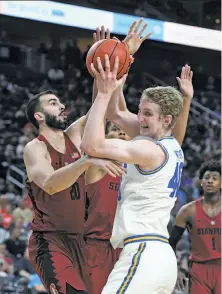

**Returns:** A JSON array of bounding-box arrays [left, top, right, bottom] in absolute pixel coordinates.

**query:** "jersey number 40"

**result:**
[[168, 162, 184, 198]]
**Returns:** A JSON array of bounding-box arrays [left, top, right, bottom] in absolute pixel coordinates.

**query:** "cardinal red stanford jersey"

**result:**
[[189, 198, 221, 262], [26, 133, 85, 233], [85, 174, 120, 240]]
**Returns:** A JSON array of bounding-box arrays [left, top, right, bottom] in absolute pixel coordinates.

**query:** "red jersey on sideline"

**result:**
[[189, 198, 221, 262]]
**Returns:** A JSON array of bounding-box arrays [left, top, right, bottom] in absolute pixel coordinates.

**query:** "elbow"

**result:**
[[42, 179, 57, 195], [80, 142, 101, 157]]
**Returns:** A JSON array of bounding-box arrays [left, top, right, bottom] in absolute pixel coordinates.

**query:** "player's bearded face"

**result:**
[[44, 112, 68, 130]]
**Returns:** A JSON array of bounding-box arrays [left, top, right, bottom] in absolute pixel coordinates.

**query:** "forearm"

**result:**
[[19, 270, 31, 279], [107, 86, 126, 122], [92, 79, 98, 103], [44, 156, 91, 195], [81, 93, 110, 152], [173, 96, 192, 145], [169, 225, 186, 251]]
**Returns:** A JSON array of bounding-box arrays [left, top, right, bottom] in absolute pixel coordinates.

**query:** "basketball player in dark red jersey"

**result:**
[[84, 123, 130, 294], [23, 90, 124, 294], [169, 160, 221, 294]]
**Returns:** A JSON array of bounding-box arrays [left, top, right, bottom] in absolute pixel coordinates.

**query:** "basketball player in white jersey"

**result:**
[[81, 55, 193, 294]]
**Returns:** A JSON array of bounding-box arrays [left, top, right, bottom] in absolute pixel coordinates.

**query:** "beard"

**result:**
[[44, 113, 68, 130]]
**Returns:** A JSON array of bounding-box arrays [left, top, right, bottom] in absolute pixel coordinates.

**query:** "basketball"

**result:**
[[86, 39, 131, 79]]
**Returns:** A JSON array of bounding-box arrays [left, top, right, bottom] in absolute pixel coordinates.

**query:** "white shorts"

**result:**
[[102, 234, 177, 294]]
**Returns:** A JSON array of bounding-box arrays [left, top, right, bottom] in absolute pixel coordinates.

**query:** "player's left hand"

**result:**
[[91, 55, 127, 95], [93, 26, 110, 43], [176, 270, 188, 291], [123, 18, 152, 55], [176, 64, 194, 99]]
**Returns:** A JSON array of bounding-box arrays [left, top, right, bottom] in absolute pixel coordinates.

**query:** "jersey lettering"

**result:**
[[109, 182, 120, 191], [168, 162, 183, 198]]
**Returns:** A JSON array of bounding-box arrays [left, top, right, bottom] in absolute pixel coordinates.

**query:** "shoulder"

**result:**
[[24, 138, 47, 159], [178, 200, 196, 217], [65, 115, 86, 135], [131, 137, 166, 168]]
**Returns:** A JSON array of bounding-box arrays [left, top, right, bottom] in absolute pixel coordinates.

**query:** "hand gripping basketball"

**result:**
[[91, 54, 127, 96]]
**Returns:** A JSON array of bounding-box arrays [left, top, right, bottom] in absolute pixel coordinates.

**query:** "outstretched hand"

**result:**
[[93, 25, 110, 43], [91, 55, 127, 95], [177, 64, 194, 99], [123, 18, 152, 55]]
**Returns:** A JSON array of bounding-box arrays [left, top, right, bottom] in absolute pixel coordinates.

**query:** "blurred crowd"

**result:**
[[0, 38, 220, 293]]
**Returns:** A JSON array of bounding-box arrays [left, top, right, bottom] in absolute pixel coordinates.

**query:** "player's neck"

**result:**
[[158, 129, 172, 140], [39, 126, 64, 142], [203, 192, 221, 206]]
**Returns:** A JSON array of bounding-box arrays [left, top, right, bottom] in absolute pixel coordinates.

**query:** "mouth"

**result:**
[[206, 185, 214, 189], [140, 126, 149, 130], [59, 112, 67, 118]]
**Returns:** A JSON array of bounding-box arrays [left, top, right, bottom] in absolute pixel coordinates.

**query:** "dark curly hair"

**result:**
[[26, 90, 55, 129], [199, 160, 221, 180]]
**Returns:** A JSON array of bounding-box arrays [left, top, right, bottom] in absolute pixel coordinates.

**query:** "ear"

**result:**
[[200, 179, 203, 187], [163, 115, 172, 127], [34, 112, 44, 122]]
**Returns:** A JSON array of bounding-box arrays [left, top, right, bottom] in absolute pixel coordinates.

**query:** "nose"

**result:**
[[138, 113, 145, 123], [119, 131, 125, 136], [60, 103, 65, 111], [207, 177, 213, 184]]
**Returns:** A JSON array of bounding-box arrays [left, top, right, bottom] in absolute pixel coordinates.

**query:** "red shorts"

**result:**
[[86, 238, 122, 294], [29, 232, 92, 294], [189, 260, 221, 294]]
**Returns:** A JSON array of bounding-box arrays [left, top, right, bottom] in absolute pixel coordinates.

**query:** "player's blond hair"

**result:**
[[141, 86, 183, 127]]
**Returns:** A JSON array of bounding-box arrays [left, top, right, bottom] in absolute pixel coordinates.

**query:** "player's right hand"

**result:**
[[91, 55, 127, 95], [176, 270, 188, 291], [87, 156, 125, 177], [93, 26, 110, 43]]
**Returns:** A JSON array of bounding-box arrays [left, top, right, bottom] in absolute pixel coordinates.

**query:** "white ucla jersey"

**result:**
[[110, 135, 184, 249]]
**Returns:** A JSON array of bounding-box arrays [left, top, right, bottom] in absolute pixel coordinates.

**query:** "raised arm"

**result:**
[[107, 84, 140, 138], [81, 55, 164, 168], [173, 65, 193, 145], [106, 18, 151, 138]]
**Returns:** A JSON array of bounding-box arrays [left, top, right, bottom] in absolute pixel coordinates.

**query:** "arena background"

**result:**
[[0, 0, 221, 293]]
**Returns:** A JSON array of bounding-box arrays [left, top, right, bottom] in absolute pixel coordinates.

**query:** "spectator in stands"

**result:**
[[0, 215, 9, 243], [39, 78, 52, 93], [16, 137, 28, 160], [4, 143, 16, 164], [0, 178, 5, 194], [5, 183, 19, 202], [12, 198, 32, 227], [48, 39, 61, 63], [15, 247, 35, 280], [47, 62, 65, 84], [4, 227, 27, 260], [0, 198, 13, 229], [37, 43, 48, 56], [0, 243, 14, 275]]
